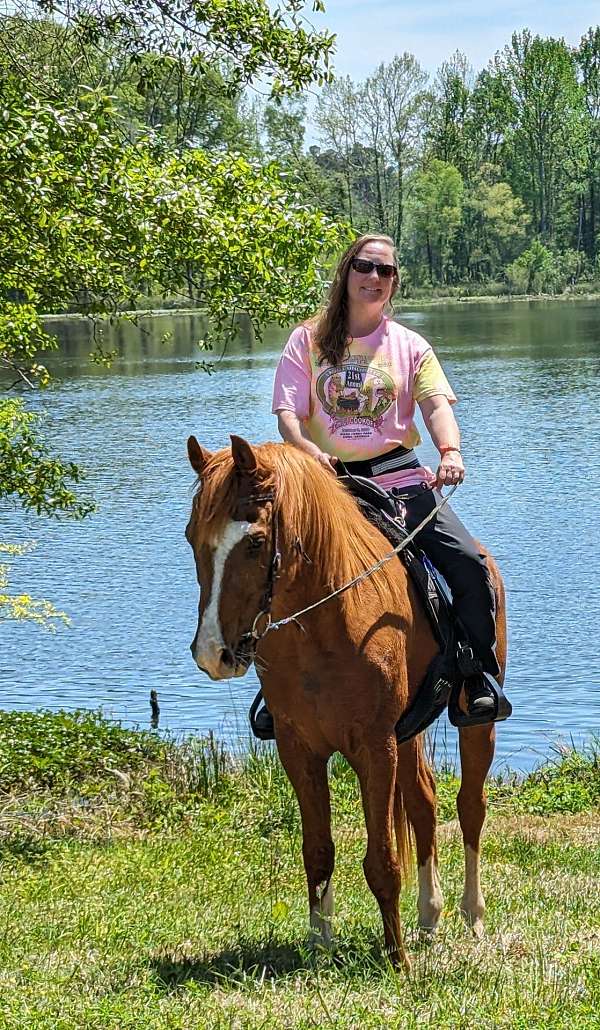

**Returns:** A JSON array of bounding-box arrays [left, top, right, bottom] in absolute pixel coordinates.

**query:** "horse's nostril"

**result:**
[[220, 647, 235, 668]]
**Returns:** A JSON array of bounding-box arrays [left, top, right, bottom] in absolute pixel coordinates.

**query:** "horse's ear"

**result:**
[[187, 436, 212, 475], [230, 435, 258, 475]]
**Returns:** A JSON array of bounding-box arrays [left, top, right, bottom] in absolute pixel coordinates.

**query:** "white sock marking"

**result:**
[[310, 880, 334, 948], [417, 856, 444, 932], [461, 844, 485, 934]]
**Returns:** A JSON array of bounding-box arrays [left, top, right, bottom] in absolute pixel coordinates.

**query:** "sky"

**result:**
[[307, 0, 600, 81]]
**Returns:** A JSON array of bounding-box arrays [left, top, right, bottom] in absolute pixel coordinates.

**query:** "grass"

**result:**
[[0, 710, 598, 1029]]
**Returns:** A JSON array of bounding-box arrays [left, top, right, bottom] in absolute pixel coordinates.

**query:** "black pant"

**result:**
[[401, 485, 500, 677]]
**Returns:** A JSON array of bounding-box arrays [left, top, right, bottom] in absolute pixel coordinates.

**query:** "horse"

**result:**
[[185, 434, 506, 968]]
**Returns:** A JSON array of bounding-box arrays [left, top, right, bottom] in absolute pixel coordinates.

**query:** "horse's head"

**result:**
[[185, 434, 277, 681]]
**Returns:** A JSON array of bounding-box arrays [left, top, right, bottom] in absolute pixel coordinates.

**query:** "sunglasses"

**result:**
[[351, 257, 397, 279]]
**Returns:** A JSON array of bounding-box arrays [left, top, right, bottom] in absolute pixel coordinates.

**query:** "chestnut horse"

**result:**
[[185, 435, 506, 967]]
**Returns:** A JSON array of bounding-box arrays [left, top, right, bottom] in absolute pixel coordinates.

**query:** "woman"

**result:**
[[264, 233, 506, 732]]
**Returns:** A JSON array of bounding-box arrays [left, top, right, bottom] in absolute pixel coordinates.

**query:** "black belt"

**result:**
[[342, 444, 421, 478]]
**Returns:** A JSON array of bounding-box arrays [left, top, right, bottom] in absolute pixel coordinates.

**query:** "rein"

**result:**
[[246, 483, 458, 646]]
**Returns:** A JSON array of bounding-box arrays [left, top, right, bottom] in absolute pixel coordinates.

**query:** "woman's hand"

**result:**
[[419, 396, 465, 489], [436, 449, 465, 489], [315, 451, 338, 473]]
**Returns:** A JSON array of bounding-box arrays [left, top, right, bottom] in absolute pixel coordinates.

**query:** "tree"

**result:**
[[0, 542, 68, 629], [315, 76, 362, 225], [409, 160, 464, 283], [463, 166, 529, 279], [365, 55, 429, 247], [0, 77, 345, 372], [506, 239, 556, 293], [576, 28, 600, 259], [8, 0, 335, 99], [428, 51, 473, 176], [0, 2, 346, 615], [356, 73, 390, 232], [0, 12, 285, 152], [263, 95, 306, 163], [491, 31, 586, 241]]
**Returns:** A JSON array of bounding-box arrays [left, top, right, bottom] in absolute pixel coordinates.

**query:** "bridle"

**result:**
[[236, 490, 281, 654]]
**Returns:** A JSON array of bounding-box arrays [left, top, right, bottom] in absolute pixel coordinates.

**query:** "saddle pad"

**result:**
[[353, 496, 453, 651]]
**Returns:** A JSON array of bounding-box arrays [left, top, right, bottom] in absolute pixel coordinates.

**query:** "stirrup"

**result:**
[[448, 672, 512, 728], [249, 690, 276, 740]]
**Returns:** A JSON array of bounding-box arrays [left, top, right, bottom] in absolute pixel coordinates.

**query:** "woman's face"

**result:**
[[346, 240, 397, 312]]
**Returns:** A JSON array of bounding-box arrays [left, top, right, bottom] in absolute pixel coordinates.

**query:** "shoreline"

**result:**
[[396, 289, 600, 308], [39, 288, 600, 321], [1, 708, 598, 804]]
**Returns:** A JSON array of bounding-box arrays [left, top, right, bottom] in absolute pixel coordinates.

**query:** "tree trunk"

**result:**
[[373, 149, 385, 230], [590, 180, 596, 261], [576, 193, 585, 257], [395, 156, 403, 249], [345, 163, 354, 226], [426, 232, 434, 284], [538, 154, 547, 236]]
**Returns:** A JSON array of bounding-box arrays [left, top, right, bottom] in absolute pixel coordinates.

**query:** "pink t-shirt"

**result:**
[[272, 315, 456, 489]]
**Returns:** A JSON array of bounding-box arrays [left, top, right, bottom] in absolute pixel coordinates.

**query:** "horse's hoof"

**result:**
[[384, 946, 412, 972], [460, 907, 485, 939], [308, 931, 335, 956], [470, 918, 485, 939]]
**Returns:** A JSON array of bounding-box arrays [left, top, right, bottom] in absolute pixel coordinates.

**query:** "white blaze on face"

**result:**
[[193, 519, 250, 674]]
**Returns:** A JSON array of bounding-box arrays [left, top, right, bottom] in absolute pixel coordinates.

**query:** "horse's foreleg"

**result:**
[[457, 723, 495, 936], [276, 731, 334, 949], [396, 738, 443, 935], [354, 739, 410, 969]]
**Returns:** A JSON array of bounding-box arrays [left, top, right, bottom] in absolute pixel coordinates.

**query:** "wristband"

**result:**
[[439, 445, 461, 456]]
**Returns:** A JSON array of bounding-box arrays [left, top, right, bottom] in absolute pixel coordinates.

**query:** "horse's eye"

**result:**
[[247, 534, 265, 554]]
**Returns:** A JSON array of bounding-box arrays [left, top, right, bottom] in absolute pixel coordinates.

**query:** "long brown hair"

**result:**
[[310, 234, 399, 366]]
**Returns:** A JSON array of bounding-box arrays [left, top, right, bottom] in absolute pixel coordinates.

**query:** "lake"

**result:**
[[1, 300, 599, 772]]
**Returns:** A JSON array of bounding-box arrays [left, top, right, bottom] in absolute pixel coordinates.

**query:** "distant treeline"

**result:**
[[4, 11, 600, 295], [293, 30, 600, 294]]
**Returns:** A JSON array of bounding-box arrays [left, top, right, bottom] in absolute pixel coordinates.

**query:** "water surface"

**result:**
[[2, 300, 599, 772]]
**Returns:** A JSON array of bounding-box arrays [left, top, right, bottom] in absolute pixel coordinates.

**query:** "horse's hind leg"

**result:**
[[276, 731, 335, 949], [354, 738, 410, 969], [457, 723, 495, 936], [396, 738, 444, 935]]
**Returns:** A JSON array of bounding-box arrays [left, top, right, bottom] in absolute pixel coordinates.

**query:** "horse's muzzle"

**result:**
[[191, 639, 251, 680]]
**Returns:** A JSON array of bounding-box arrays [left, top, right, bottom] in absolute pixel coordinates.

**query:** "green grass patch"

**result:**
[[0, 710, 598, 1028], [489, 746, 600, 815]]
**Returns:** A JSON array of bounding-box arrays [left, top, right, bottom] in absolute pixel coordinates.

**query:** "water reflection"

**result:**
[[1, 300, 599, 772]]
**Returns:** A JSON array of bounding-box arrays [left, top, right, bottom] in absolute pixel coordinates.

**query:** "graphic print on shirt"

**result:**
[[315, 359, 397, 438]]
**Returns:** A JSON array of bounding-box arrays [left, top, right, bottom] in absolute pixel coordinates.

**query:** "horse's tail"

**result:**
[[393, 748, 415, 885]]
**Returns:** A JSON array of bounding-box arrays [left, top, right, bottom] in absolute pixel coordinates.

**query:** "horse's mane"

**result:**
[[192, 442, 403, 611]]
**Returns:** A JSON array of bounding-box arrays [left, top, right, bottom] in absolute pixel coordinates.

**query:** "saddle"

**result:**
[[336, 466, 511, 743]]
